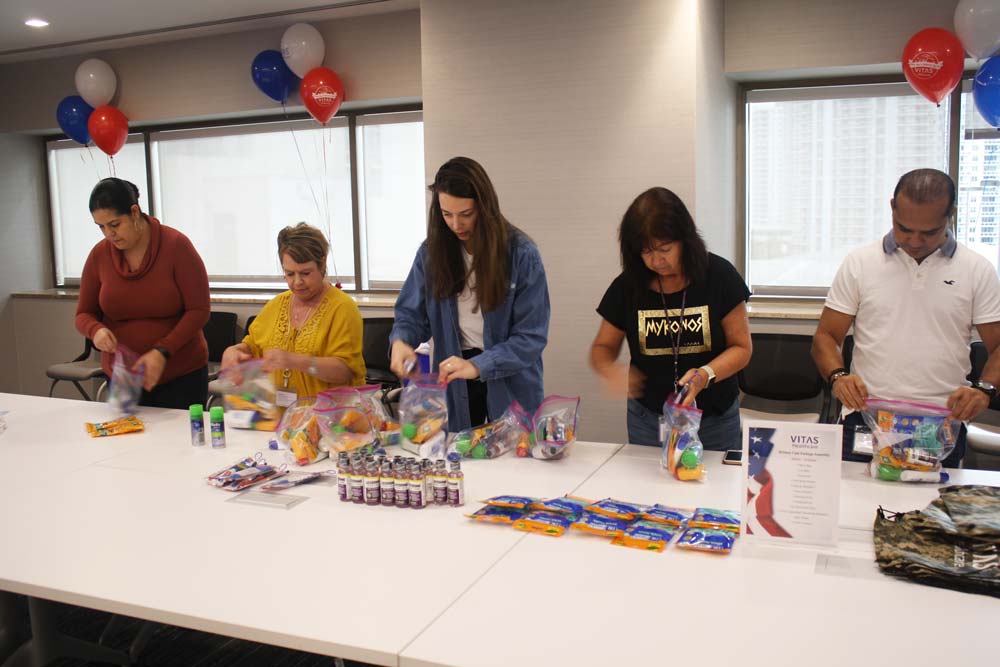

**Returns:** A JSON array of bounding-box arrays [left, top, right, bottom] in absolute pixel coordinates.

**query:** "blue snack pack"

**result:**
[[466, 505, 526, 524], [482, 495, 538, 509], [571, 511, 631, 537], [689, 508, 740, 533], [585, 498, 646, 521], [531, 495, 593, 514], [676, 527, 736, 554], [513, 510, 576, 537], [641, 504, 695, 526], [613, 520, 679, 552]]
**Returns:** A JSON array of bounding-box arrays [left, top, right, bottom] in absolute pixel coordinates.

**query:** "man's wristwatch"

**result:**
[[699, 365, 716, 387], [973, 380, 997, 399]]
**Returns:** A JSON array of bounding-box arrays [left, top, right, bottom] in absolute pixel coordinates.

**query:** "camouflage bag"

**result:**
[[874, 485, 1000, 598]]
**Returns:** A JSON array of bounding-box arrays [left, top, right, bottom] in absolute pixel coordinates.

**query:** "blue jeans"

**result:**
[[627, 397, 741, 451]]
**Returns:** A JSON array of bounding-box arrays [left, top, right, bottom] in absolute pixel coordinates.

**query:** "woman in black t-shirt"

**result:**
[[589, 187, 752, 450]]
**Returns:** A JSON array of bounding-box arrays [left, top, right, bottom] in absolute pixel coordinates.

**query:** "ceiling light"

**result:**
[[25, 18, 49, 28]]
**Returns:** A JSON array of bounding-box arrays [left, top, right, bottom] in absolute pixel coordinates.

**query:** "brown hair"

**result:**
[[618, 187, 709, 294], [427, 157, 517, 313], [277, 222, 329, 274]]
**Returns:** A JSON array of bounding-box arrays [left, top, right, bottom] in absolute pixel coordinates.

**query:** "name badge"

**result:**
[[276, 390, 298, 407]]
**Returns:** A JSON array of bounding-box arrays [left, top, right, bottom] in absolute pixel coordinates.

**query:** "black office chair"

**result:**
[[738, 333, 829, 422], [203, 311, 239, 382], [45, 339, 108, 401], [362, 317, 399, 389], [244, 314, 257, 338]]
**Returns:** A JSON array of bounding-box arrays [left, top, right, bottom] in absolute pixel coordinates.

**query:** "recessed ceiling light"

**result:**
[[25, 18, 49, 28]]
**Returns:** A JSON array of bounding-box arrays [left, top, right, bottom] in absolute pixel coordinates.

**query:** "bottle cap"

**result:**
[[209, 406, 224, 421], [189, 404, 204, 418], [402, 423, 417, 439], [454, 437, 471, 454], [332, 425, 346, 432], [471, 443, 487, 459], [679, 449, 700, 469]]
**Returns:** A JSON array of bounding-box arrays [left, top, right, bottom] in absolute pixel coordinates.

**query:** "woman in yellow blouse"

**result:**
[[220, 223, 365, 398]]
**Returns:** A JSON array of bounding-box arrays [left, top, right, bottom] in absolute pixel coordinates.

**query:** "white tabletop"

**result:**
[[3, 393, 999, 667], [400, 445, 1000, 667], [0, 392, 620, 666]]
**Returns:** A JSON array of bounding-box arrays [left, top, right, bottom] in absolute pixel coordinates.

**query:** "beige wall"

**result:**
[[0, 10, 422, 133], [0, 135, 51, 394], [725, 0, 958, 77], [422, 0, 734, 443]]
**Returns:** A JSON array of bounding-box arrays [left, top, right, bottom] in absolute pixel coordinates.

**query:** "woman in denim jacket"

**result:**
[[390, 157, 550, 432]]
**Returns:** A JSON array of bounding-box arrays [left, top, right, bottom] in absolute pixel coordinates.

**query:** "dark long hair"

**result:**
[[618, 187, 708, 294], [88, 177, 141, 215], [426, 157, 516, 313]]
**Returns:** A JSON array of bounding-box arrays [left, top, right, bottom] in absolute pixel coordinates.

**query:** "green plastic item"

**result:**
[[189, 404, 204, 419], [332, 425, 346, 432], [471, 443, 487, 459], [402, 423, 417, 440], [679, 449, 700, 469], [209, 406, 224, 421], [877, 464, 902, 482], [454, 437, 472, 454]]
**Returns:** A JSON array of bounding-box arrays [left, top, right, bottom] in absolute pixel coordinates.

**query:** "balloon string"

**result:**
[[109, 154, 116, 178], [85, 145, 101, 181], [322, 126, 339, 283], [283, 102, 324, 229]]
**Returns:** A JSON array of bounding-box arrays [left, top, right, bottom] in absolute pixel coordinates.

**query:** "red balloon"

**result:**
[[902, 28, 965, 105], [87, 105, 129, 156], [300, 67, 344, 125]]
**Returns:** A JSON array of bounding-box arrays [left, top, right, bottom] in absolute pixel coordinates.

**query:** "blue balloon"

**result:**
[[56, 95, 94, 145], [251, 49, 300, 104], [973, 56, 1000, 128]]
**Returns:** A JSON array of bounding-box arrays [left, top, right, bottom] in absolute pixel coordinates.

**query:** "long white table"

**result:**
[[1, 394, 997, 667]]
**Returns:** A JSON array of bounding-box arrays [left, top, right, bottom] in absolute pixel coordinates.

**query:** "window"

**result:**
[[47, 136, 148, 285], [745, 83, 950, 295], [46, 107, 425, 291], [150, 119, 355, 288], [958, 82, 1000, 271]]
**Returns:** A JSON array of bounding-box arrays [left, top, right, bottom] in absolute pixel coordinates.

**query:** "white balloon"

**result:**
[[955, 0, 1000, 60], [281, 23, 325, 78], [74, 58, 117, 108]]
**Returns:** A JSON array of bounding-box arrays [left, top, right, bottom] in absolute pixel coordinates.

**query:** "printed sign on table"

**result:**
[[741, 420, 842, 547]]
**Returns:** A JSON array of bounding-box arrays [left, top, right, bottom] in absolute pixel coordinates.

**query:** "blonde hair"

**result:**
[[277, 223, 329, 274]]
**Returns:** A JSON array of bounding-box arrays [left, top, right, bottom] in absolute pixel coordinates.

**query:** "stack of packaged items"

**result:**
[[206, 453, 287, 491]]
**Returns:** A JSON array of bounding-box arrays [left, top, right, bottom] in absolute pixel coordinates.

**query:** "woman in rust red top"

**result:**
[[75, 178, 211, 409]]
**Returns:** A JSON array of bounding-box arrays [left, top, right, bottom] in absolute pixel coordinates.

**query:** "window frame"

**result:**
[[738, 73, 970, 300], [44, 102, 423, 295]]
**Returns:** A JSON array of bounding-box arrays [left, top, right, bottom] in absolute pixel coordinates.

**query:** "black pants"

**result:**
[[463, 348, 488, 427], [139, 366, 208, 410], [841, 410, 966, 469]]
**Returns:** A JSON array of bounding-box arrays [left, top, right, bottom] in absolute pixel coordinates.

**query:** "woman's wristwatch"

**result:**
[[699, 365, 716, 387]]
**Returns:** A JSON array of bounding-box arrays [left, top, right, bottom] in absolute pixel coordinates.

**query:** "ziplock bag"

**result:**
[[357, 384, 400, 445], [315, 386, 361, 411], [108, 344, 144, 415], [861, 398, 959, 482], [398, 375, 448, 458], [315, 405, 376, 454], [275, 397, 326, 465], [450, 401, 532, 459], [217, 359, 280, 431], [660, 386, 704, 481], [530, 395, 579, 460]]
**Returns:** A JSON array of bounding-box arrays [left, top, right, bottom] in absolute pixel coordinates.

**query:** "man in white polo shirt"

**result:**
[[812, 168, 1000, 467]]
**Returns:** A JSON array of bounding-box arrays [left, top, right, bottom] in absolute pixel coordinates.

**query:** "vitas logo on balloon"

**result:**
[[908, 52, 944, 79], [311, 86, 340, 107]]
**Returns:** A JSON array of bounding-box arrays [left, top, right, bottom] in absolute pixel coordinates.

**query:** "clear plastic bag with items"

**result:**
[[398, 375, 448, 458], [108, 344, 144, 415], [275, 397, 326, 466], [357, 384, 400, 445], [315, 386, 361, 410], [660, 387, 704, 482], [530, 395, 580, 460], [217, 359, 280, 431], [315, 405, 376, 454], [861, 398, 959, 483], [450, 401, 533, 459]]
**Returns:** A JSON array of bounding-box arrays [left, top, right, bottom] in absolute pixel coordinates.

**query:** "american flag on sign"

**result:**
[[746, 427, 792, 538]]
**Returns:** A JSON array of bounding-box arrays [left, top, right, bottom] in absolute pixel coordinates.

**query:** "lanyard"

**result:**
[[656, 276, 687, 394]]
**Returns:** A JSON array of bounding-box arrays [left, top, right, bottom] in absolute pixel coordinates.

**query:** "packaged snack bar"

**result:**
[[85, 415, 144, 437], [571, 512, 631, 537], [513, 510, 575, 537], [585, 498, 646, 521], [676, 527, 736, 554], [482, 495, 538, 509], [530, 496, 593, 514], [466, 505, 526, 524], [612, 520, 679, 552], [689, 508, 741, 533], [640, 504, 695, 527]]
